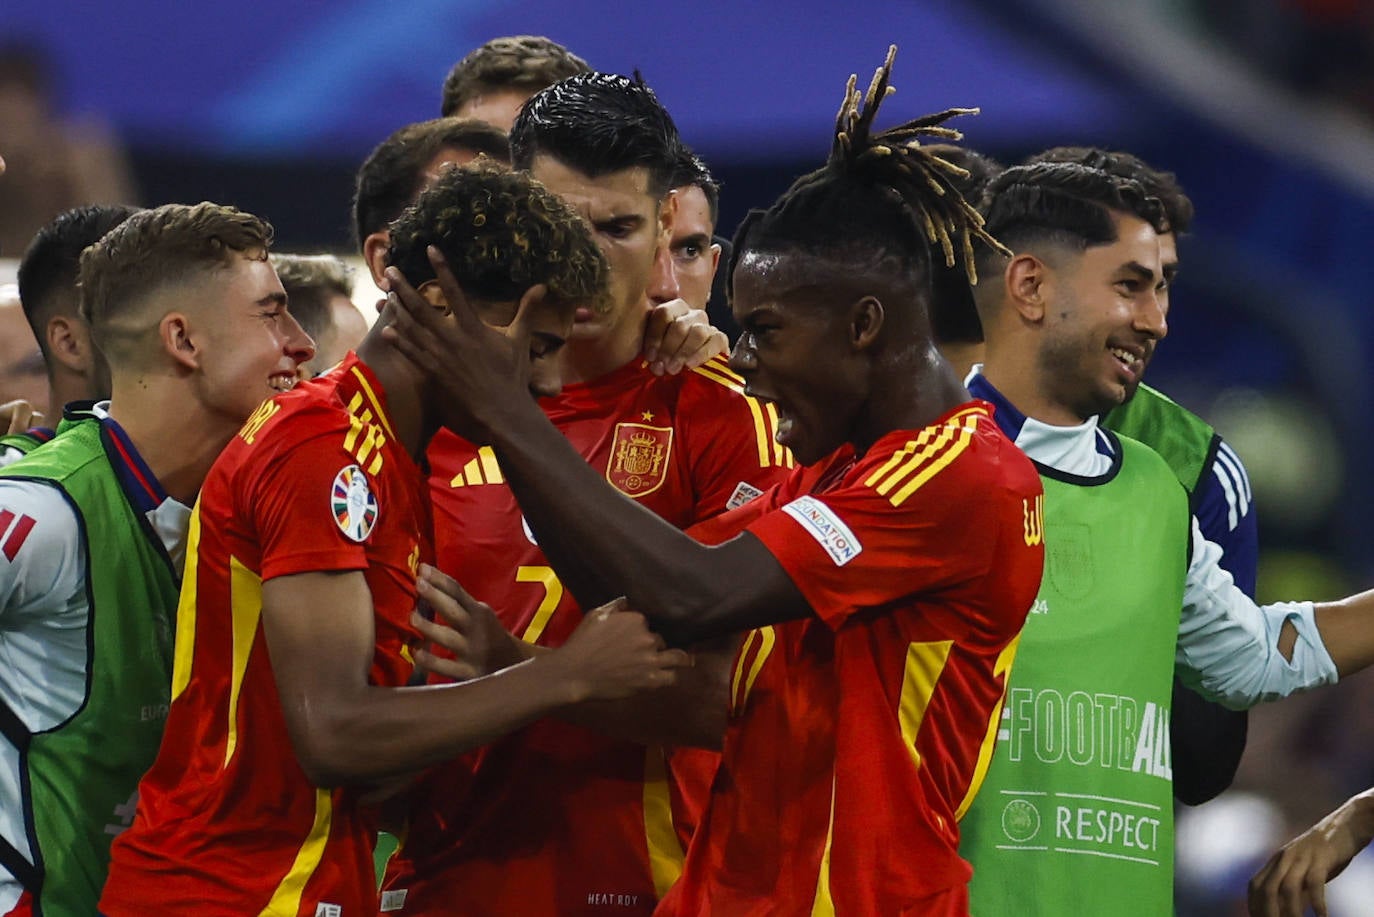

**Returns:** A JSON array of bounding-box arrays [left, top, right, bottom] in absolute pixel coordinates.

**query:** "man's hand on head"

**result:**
[[642, 299, 727, 376], [380, 247, 536, 441]]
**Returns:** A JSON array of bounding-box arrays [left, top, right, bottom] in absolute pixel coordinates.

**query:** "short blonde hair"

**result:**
[[79, 202, 273, 366]]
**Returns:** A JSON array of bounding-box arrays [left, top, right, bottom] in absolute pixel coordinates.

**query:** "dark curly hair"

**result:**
[[387, 161, 608, 315]]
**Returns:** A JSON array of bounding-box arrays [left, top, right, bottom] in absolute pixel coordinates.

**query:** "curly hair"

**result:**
[[387, 161, 608, 315], [441, 35, 590, 117]]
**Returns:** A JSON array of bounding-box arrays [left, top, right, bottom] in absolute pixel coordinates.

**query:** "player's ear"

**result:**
[[415, 281, 449, 313], [160, 313, 200, 371], [1006, 254, 1048, 323], [363, 232, 392, 289], [707, 242, 722, 282], [849, 296, 885, 351], [45, 315, 93, 375]]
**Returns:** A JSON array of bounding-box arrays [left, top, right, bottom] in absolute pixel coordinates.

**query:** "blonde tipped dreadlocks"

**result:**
[[832, 45, 1009, 284], [729, 45, 1008, 304]]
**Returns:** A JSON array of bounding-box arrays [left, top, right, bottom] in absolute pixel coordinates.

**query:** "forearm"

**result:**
[[479, 400, 729, 633], [294, 655, 582, 786], [1177, 521, 1337, 709], [1312, 588, 1374, 678]]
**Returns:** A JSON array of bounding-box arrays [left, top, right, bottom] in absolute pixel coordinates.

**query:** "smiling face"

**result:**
[[728, 251, 868, 466], [188, 256, 315, 423], [1036, 211, 1167, 420]]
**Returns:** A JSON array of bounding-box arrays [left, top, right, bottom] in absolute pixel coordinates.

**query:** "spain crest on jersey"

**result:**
[[606, 422, 673, 498], [332, 464, 378, 542]]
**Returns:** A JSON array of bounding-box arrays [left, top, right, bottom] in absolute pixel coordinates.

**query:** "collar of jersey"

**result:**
[[91, 400, 170, 515], [966, 368, 1116, 478]]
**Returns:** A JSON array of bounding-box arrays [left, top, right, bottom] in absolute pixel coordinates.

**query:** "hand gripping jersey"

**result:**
[[0, 411, 178, 917], [656, 402, 1045, 917], [380, 356, 791, 916], [101, 354, 431, 917]]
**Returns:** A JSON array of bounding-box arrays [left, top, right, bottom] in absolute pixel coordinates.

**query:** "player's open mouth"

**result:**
[[268, 373, 298, 393], [747, 387, 794, 445]]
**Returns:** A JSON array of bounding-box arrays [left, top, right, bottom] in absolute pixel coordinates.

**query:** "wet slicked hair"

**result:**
[[18, 203, 141, 359], [387, 161, 609, 315], [974, 162, 1166, 297], [729, 46, 1007, 320], [440, 36, 590, 117], [352, 117, 511, 248], [510, 72, 684, 197], [1026, 146, 1193, 234]]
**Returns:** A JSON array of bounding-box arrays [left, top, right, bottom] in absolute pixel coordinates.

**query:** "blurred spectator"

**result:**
[[0, 40, 139, 257], [0, 286, 47, 412], [1192, 0, 1374, 119], [272, 253, 367, 376], [440, 35, 590, 130]]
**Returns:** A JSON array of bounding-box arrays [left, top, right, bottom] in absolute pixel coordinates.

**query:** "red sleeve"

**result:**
[[242, 425, 373, 582], [679, 357, 794, 520], [745, 448, 1000, 631]]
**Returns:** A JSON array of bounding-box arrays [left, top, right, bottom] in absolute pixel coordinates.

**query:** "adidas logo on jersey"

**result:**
[[449, 446, 504, 487]]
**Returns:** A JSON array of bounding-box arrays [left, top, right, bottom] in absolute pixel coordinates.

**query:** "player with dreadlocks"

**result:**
[[380, 46, 1044, 915], [100, 164, 690, 916]]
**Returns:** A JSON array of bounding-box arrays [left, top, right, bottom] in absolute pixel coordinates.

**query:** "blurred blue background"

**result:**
[[4, 0, 1374, 911]]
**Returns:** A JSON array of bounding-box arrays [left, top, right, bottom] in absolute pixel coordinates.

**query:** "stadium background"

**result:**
[[3, 0, 1373, 912]]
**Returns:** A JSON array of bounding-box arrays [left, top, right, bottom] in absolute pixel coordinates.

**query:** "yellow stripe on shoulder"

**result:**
[[350, 365, 398, 441], [866, 406, 986, 506], [689, 361, 745, 394]]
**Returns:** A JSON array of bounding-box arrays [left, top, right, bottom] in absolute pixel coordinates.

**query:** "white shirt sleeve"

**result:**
[[0, 478, 90, 732], [0, 445, 27, 470], [1176, 517, 1336, 710]]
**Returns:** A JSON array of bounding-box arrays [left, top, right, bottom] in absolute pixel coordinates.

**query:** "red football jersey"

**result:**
[[101, 355, 431, 917], [657, 402, 1045, 917], [380, 356, 791, 916]]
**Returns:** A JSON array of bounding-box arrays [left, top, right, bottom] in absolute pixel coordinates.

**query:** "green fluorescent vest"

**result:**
[[1103, 383, 1218, 497], [0, 431, 47, 459], [0, 419, 178, 916], [963, 435, 1189, 916]]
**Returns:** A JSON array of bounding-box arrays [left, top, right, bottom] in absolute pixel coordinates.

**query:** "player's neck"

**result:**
[[558, 315, 645, 385], [49, 369, 96, 419], [106, 377, 241, 506], [856, 347, 969, 457], [355, 334, 430, 460]]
